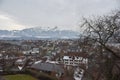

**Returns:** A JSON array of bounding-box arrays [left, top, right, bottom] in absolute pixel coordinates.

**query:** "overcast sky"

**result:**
[[0, 0, 119, 31]]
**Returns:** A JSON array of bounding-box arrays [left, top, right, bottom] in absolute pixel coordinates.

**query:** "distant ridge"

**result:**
[[0, 27, 80, 40]]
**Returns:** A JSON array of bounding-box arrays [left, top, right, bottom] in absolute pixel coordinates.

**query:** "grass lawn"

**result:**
[[4, 74, 37, 80]]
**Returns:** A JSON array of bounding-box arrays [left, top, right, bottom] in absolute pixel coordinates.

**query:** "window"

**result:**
[[65, 62, 68, 64], [70, 63, 73, 64], [65, 59, 68, 61]]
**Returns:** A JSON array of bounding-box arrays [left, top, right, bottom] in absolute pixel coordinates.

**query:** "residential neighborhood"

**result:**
[[0, 39, 91, 80], [0, 37, 119, 80], [0, 0, 120, 80]]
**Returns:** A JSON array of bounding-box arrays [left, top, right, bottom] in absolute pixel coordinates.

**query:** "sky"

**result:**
[[0, 0, 119, 31]]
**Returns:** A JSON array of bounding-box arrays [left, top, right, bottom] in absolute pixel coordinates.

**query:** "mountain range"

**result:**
[[0, 27, 80, 40]]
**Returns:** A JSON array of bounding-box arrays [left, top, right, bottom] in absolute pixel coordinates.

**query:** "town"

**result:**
[[0, 39, 89, 80], [0, 0, 120, 80], [0, 37, 119, 80]]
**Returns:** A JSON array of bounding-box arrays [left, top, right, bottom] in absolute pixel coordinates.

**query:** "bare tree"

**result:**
[[80, 11, 120, 80]]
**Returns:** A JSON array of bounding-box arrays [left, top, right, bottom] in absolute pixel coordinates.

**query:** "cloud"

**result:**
[[0, 0, 119, 31], [0, 14, 26, 30]]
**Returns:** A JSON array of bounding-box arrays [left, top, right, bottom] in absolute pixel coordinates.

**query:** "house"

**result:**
[[74, 67, 84, 80], [67, 45, 81, 52], [31, 62, 64, 77], [63, 56, 88, 67], [23, 48, 40, 56], [23, 48, 41, 62], [15, 59, 25, 65], [9, 66, 23, 72], [32, 48, 40, 54], [61, 52, 88, 69]]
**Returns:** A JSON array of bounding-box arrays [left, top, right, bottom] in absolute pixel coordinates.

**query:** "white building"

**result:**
[[74, 68, 84, 80], [63, 56, 88, 67]]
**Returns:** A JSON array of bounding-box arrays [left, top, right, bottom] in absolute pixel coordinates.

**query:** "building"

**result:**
[[61, 52, 88, 70], [63, 56, 88, 66], [31, 62, 64, 77]]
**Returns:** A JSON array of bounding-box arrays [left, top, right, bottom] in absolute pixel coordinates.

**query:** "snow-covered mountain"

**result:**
[[0, 27, 80, 40]]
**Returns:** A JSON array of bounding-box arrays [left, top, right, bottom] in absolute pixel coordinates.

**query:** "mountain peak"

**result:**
[[0, 27, 80, 40]]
